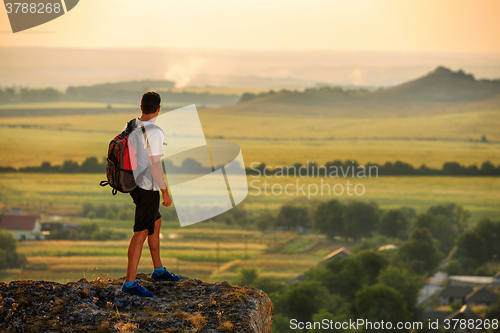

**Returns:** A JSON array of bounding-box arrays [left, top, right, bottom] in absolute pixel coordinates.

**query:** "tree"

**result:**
[[105, 210, 116, 220], [397, 228, 444, 275], [62, 159, 79, 173], [308, 251, 386, 301], [377, 266, 424, 320], [252, 277, 285, 295], [480, 161, 496, 176], [378, 210, 409, 239], [455, 230, 488, 266], [412, 213, 457, 254], [313, 200, 345, 240], [276, 205, 309, 230], [452, 205, 471, 233], [474, 218, 500, 259], [275, 281, 348, 325], [445, 260, 462, 276], [271, 314, 294, 333], [81, 157, 103, 173], [355, 250, 389, 285], [354, 284, 410, 333], [0, 230, 27, 269], [255, 211, 275, 232], [343, 201, 379, 241], [399, 206, 416, 220], [81, 202, 95, 217]]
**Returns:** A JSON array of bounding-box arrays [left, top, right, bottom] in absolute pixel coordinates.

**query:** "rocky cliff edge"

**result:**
[[0, 273, 273, 333]]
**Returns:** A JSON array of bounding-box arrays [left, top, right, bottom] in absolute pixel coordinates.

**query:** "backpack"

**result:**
[[100, 118, 148, 195]]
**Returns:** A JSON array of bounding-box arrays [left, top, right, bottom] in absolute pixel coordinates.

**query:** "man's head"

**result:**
[[141, 91, 161, 114]]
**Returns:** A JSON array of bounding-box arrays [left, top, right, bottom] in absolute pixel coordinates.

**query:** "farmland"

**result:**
[[0, 82, 499, 288], [0, 223, 333, 285], [0, 173, 498, 223], [0, 108, 499, 168]]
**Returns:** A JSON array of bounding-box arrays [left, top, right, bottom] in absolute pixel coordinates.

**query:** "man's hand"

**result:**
[[161, 189, 172, 207]]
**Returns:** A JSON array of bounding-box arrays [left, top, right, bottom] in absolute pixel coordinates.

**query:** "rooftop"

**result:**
[[323, 247, 353, 261], [465, 286, 499, 304], [0, 215, 40, 231], [439, 286, 473, 298]]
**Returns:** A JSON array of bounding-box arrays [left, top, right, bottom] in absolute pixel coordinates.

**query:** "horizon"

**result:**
[[1, 47, 499, 89]]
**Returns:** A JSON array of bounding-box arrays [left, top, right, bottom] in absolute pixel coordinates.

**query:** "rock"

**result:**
[[0, 273, 274, 332]]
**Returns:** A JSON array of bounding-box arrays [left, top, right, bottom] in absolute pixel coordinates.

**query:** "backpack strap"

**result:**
[[124, 118, 137, 134], [139, 124, 155, 190]]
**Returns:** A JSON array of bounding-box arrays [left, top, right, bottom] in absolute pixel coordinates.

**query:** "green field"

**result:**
[[0, 173, 498, 223], [0, 221, 336, 285], [0, 108, 499, 168]]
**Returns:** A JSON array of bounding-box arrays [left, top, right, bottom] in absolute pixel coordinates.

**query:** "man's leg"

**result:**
[[148, 217, 163, 269], [125, 229, 149, 282]]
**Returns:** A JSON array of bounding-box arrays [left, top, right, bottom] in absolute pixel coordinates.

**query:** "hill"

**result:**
[[0, 274, 273, 332], [208, 67, 500, 117]]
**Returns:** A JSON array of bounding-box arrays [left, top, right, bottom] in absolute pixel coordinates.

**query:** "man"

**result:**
[[121, 91, 179, 297]]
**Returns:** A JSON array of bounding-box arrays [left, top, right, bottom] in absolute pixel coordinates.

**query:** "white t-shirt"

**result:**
[[123, 118, 164, 191]]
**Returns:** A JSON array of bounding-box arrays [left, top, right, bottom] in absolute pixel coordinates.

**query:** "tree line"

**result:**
[[249, 160, 500, 176], [2, 157, 499, 176], [0, 84, 239, 106]]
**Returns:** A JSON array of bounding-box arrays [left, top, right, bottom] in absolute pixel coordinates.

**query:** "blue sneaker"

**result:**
[[121, 281, 153, 297], [151, 267, 180, 282]]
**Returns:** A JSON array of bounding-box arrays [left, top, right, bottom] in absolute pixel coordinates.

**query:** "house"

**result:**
[[0, 215, 44, 240], [465, 286, 498, 307], [323, 247, 352, 261], [449, 275, 500, 288], [445, 305, 480, 332], [439, 286, 473, 305]]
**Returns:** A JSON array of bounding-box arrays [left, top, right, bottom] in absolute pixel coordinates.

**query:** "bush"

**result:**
[[87, 211, 96, 219], [48, 223, 126, 241], [81, 202, 95, 217], [118, 210, 132, 221], [252, 277, 285, 295], [0, 230, 27, 269], [474, 265, 493, 276], [450, 301, 462, 312], [239, 268, 258, 286], [90, 229, 109, 241], [378, 209, 409, 239], [276, 205, 309, 230], [255, 211, 274, 232], [105, 210, 116, 220], [445, 260, 462, 276]]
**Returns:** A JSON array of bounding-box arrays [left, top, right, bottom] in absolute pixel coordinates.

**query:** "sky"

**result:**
[[1, 0, 500, 53]]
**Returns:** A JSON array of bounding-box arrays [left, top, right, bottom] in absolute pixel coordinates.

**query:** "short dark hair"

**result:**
[[141, 91, 161, 114]]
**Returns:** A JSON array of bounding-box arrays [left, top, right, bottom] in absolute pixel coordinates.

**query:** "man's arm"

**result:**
[[150, 155, 172, 207]]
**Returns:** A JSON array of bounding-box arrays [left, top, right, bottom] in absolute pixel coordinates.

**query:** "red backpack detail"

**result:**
[[100, 119, 139, 195]]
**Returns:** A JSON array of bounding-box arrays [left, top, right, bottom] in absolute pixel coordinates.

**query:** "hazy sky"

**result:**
[[1, 0, 500, 53]]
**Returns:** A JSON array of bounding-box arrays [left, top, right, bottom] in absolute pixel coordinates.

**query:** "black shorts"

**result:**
[[129, 187, 161, 235]]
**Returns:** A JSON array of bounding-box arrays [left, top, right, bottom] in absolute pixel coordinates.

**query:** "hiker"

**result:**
[[121, 91, 179, 297]]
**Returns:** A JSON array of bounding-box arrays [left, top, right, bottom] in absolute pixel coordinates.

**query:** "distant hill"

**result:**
[[65, 79, 239, 106], [0, 79, 240, 107], [210, 67, 500, 117], [380, 66, 500, 103]]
